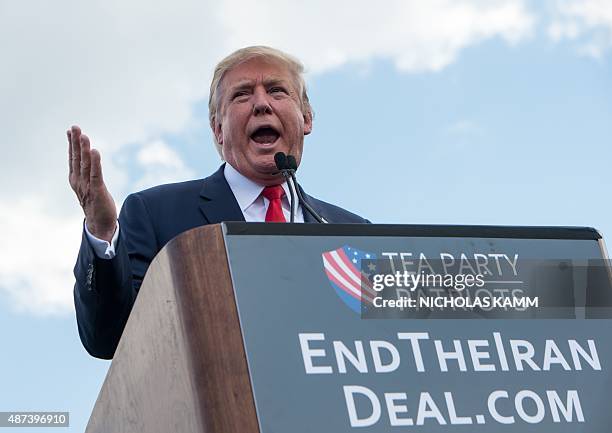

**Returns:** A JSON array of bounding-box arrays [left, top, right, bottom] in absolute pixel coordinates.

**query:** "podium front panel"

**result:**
[[222, 223, 610, 433]]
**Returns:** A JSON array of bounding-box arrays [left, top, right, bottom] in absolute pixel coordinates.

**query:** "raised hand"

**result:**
[[68, 125, 117, 242]]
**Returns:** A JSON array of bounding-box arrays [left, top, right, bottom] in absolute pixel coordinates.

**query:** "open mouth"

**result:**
[[250, 126, 280, 145]]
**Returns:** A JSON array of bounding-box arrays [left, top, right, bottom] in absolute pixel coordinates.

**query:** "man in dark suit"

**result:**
[[68, 46, 368, 359]]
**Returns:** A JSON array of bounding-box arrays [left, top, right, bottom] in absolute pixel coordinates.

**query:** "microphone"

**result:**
[[274, 152, 288, 171], [274, 152, 296, 222], [286, 155, 297, 171], [281, 153, 327, 224]]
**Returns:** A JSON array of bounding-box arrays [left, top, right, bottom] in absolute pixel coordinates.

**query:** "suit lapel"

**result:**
[[298, 185, 329, 223], [198, 167, 330, 224], [198, 165, 246, 224]]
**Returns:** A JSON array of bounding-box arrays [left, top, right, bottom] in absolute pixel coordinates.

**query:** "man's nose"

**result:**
[[252, 88, 272, 116]]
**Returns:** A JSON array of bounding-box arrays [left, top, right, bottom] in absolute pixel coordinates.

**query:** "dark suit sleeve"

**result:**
[[73, 192, 159, 359]]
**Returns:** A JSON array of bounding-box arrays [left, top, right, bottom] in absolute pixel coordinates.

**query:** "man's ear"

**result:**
[[211, 117, 223, 145], [303, 110, 313, 136]]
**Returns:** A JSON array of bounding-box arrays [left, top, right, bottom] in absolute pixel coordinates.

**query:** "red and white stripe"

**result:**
[[322, 249, 376, 303]]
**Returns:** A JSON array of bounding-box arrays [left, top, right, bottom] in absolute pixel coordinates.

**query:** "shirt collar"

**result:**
[[224, 162, 293, 211], [224, 163, 263, 212]]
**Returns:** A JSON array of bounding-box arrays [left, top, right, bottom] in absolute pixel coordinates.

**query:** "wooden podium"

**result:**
[[86, 224, 259, 433], [85, 223, 610, 433]]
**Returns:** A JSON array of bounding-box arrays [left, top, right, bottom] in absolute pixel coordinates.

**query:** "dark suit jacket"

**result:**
[[74, 165, 368, 359]]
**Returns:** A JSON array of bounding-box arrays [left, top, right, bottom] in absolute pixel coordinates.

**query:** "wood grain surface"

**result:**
[[86, 224, 259, 433]]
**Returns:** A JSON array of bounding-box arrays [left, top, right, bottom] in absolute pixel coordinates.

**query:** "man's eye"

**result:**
[[232, 91, 249, 100], [269, 87, 287, 94]]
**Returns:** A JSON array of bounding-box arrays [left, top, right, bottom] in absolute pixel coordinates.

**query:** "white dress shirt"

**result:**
[[224, 163, 304, 223], [85, 163, 304, 259]]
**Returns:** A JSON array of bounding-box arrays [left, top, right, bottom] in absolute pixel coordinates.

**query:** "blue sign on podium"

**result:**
[[224, 223, 611, 433]]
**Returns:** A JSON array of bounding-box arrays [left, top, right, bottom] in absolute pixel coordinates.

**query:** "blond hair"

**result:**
[[208, 46, 313, 157]]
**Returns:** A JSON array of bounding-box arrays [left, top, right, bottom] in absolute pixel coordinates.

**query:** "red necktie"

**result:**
[[262, 185, 286, 222]]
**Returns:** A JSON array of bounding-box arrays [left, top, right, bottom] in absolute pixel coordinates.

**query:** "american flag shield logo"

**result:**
[[321, 246, 377, 313]]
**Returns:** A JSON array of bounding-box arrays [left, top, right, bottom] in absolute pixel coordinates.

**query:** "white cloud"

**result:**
[[548, 0, 612, 58], [221, 0, 535, 72], [0, 0, 536, 315], [0, 198, 82, 315], [134, 140, 197, 190]]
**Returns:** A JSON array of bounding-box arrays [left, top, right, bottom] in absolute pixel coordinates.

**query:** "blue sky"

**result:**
[[1, 0, 611, 431]]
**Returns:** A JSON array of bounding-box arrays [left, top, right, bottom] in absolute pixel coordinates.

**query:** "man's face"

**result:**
[[214, 56, 312, 185]]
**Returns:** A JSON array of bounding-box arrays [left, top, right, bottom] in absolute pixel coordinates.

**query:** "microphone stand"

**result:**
[[280, 170, 296, 223], [287, 172, 327, 224], [274, 151, 327, 224]]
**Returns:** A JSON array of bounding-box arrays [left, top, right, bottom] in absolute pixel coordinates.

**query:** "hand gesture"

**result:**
[[68, 125, 117, 242]]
